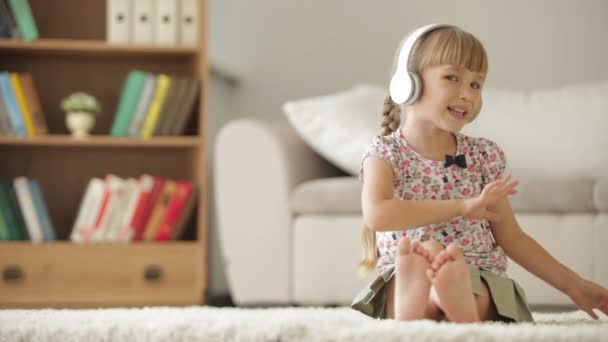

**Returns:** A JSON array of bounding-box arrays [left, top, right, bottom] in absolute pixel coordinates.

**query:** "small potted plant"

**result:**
[[61, 92, 101, 138]]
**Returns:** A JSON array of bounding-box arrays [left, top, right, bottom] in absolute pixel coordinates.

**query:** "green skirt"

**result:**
[[351, 264, 534, 322]]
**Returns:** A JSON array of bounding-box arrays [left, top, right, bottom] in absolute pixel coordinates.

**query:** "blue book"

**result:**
[[0, 71, 26, 136], [28, 178, 56, 241]]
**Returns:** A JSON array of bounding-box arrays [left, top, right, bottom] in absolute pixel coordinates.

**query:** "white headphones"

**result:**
[[389, 24, 452, 105]]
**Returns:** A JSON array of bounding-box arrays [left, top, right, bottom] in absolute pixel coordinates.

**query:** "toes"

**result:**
[[398, 237, 411, 255], [446, 244, 464, 260]]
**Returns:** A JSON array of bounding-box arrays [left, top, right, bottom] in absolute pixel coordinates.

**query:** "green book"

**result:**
[[0, 212, 9, 240], [0, 182, 14, 240], [0, 179, 28, 240], [8, 0, 39, 40], [110, 70, 146, 136]]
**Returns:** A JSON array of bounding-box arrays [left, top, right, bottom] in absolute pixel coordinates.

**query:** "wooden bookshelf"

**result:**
[[0, 0, 208, 308]]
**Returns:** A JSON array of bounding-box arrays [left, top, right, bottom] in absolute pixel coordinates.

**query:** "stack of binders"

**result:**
[[106, 0, 199, 46]]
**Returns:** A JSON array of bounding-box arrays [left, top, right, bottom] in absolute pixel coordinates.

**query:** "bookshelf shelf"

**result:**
[[0, 135, 201, 148], [0, 38, 199, 58]]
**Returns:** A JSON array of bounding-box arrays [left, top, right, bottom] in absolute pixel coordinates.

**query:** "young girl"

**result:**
[[351, 24, 608, 323]]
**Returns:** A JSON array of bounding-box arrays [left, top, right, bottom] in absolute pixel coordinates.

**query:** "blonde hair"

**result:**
[[358, 26, 489, 276]]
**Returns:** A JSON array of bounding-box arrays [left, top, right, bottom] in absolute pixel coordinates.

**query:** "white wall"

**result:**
[[207, 0, 608, 296]]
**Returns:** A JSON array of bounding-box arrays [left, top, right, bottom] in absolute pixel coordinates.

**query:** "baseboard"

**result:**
[[205, 290, 235, 307]]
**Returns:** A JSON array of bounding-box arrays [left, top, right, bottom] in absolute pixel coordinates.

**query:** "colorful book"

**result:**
[[110, 70, 146, 136], [0, 84, 14, 135], [170, 77, 200, 135], [7, 0, 38, 40], [132, 176, 165, 241], [70, 178, 104, 243], [0, 204, 9, 240], [116, 177, 147, 242], [0, 71, 26, 136], [142, 179, 176, 240], [0, 0, 13, 38], [154, 76, 187, 136], [127, 73, 155, 136], [0, 181, 21, 239], [28, 178, 55, 240], [2, 180, 28, 240], [155, 180, 194, 241], [104, 178, 137, 241], [10, 72, 35, 136], [13, 176, 43, 241], [18, 73, 47, 135], [140, 74, 171, 138], [1, 0, 20, 39], [90, 174, 124, 242]]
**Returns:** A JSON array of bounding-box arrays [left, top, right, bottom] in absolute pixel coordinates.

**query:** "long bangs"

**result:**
[[414, 27, 488, 75]]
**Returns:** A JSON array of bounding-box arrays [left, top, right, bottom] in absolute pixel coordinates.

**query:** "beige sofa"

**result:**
[[214, 82, 608, 307]]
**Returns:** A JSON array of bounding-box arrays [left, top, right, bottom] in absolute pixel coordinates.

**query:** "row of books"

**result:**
[[71, 174, 196, 243], [107, 0, 199, 45], [0, 0, 38, 41], [0, 177, 55, 241], [110, 70, 199, 137], [0, 71, 47, 136]]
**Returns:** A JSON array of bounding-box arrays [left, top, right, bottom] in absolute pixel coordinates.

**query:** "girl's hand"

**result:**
[[567, 277, 608, 320], [462, 175, 519, 222]]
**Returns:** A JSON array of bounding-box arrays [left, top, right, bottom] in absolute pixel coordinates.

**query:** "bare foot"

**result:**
[[426, 244, 480, 322], [394, 237, 435, 320]]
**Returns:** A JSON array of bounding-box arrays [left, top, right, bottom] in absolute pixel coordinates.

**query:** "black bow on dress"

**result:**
[[444, 154, 467, 168]]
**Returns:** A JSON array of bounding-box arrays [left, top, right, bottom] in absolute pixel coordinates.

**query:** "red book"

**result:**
[[155, 180, 194, 241], [132, 176, 165, 241], [120, 175, 154, 241], [84, 174, 120, 241]]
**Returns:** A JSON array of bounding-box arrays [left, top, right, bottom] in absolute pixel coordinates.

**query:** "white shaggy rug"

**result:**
[[0, 306, 606, 341]]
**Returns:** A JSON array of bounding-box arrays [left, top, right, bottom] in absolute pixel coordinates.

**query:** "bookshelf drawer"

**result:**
[[0, 242, 203, 308]]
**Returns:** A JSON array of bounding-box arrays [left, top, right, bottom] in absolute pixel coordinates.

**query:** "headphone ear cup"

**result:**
[[403, 72, 422, 105], [389, 72, 410, 104]]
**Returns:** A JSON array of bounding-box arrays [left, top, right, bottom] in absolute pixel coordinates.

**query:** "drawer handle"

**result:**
[[3, 265, 24, 283], [144, 265, 163, 282]]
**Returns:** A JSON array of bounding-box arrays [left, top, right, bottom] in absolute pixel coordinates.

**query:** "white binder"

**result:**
[[179, 0, 199, 45], [154, 0, 178, 45], [106, 0, 132, 43], [133, 0, 155, 44]]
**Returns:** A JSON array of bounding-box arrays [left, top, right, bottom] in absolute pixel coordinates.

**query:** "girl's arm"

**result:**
[[490, 197, 581, 293], [491, 197, 608, 319], [362, 157, 514, 231], [362, 157, 465, 231]]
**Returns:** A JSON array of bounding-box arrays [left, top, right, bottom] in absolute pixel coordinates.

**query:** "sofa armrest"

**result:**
[[214, 119, 342, 304]]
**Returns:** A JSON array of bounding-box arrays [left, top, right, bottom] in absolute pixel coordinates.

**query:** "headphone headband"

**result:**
[[395, 24, 451, 74]]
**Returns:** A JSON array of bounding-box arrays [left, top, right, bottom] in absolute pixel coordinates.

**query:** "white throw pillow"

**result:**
[[283, 84, 386, 176], [284, 80, 608, 178]]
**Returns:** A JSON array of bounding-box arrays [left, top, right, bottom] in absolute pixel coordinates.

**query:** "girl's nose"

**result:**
[[459, 85, 475, 102]]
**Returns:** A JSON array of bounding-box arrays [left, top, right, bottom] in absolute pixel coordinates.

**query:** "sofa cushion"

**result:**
[[291, 177, 362, 215], [291, 177, 602, 215], [283, 81, 608, 178]]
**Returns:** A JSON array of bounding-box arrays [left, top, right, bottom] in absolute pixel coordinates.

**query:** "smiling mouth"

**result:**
[[447, 106, 468, 119]]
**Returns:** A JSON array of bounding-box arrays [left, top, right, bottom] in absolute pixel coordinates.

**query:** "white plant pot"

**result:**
[[66, 111, 96, 138]]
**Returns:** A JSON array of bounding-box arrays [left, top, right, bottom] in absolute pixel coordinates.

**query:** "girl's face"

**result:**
[[409, 64, 485, 133]]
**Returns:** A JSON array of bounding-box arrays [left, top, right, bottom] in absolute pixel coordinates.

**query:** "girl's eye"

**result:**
[[471, 82, 481, 89], [446, 75, 458, 81]]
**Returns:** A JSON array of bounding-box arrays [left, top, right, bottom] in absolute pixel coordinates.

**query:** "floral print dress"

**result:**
[[360, 129, 509, 276]]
